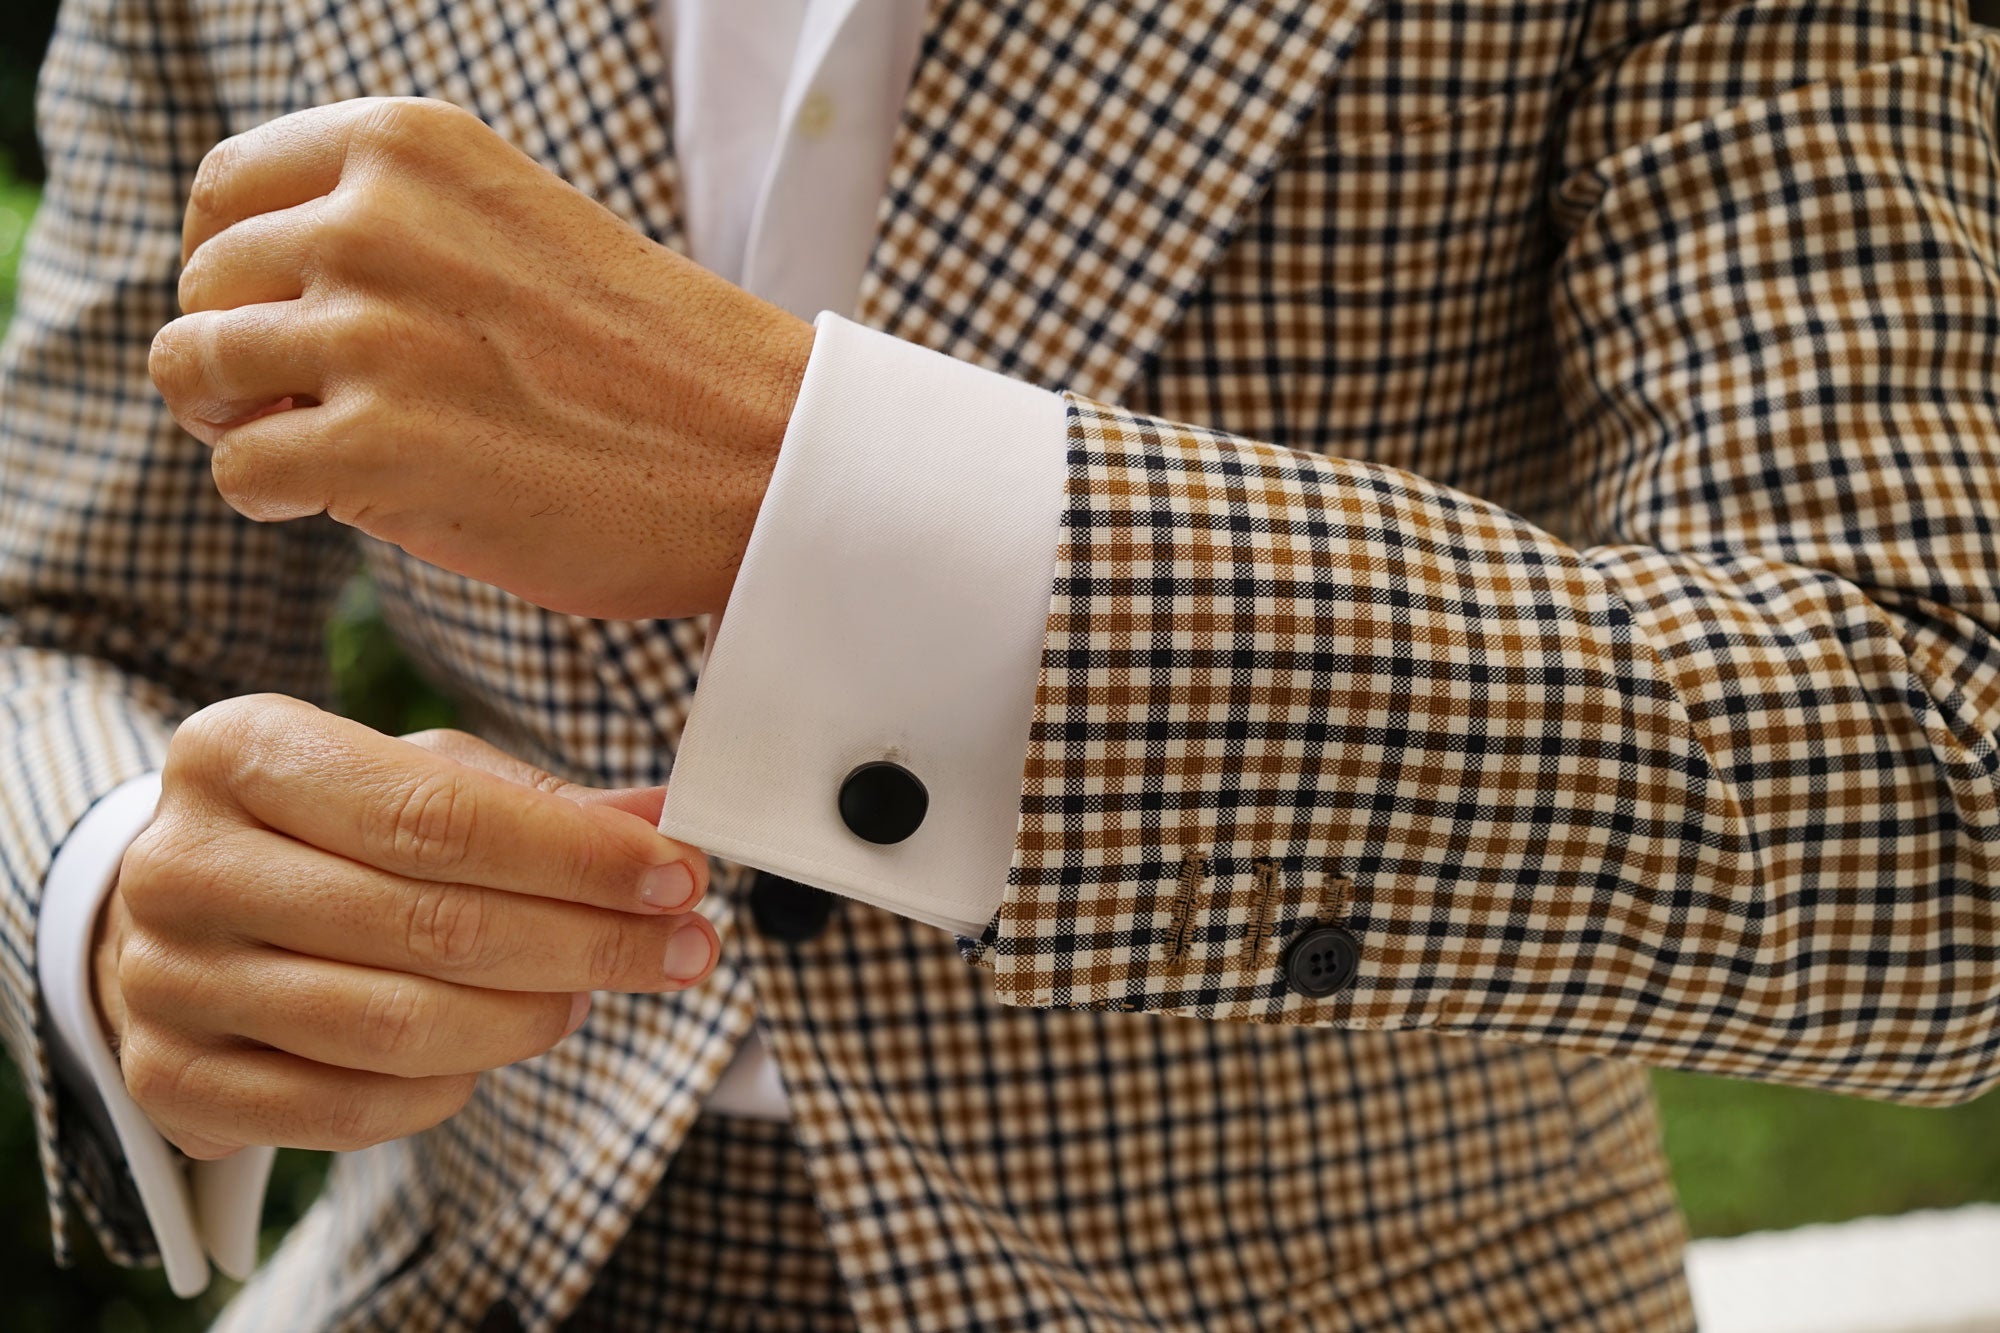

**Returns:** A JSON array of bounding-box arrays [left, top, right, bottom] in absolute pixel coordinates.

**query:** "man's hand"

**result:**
[[91, 693, 718, 1160], [150, 97, 815, 621]]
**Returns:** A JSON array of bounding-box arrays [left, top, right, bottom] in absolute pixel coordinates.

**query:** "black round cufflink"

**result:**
[[748, 872, 838, 944], [838, 761, 927, 844]]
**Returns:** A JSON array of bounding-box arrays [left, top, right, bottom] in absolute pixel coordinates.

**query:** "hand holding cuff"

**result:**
[[39, 771, 274, 1297]]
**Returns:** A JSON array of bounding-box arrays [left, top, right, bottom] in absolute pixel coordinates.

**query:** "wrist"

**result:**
[[748, 316, 814, 463], [708, 312, 814, 614]]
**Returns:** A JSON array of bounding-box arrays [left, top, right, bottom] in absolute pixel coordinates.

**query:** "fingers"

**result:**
[[208, 826, 719, 992], [172, 949, 588, 1077], [182, 97, 485, 263], [197, 396, 361, 522], [400, 728, 668, 826], [174, 696, 707, 913], [121, 1027, 479, 1157], [182, 102, 376, 263], [179, 199, 320, 313], [116, 695, 727, 1162], [150, 303, 325, 442]]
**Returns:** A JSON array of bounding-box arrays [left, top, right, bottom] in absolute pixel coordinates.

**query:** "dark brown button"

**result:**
[[1282, 925, 1360, 996], [838, 761, 927, 845], [748, 872, 836, 944]]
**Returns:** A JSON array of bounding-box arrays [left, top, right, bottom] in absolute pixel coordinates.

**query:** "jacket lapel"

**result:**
[[858, 0, 1377, 402]]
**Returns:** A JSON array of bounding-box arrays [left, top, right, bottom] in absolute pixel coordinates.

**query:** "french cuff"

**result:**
[[660, 312, 1067, 938], [38, 769, 275, 1296]]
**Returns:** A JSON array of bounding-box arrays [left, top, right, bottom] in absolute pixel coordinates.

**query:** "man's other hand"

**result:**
[[151, 96, 815, 621], [91, 693, 718, 1161]]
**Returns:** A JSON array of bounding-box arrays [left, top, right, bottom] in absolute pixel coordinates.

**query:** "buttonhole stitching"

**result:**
[[1247, 859, 1282, 961], [1320, 871, 1355, 924], [1164, 852, 1206, 965]]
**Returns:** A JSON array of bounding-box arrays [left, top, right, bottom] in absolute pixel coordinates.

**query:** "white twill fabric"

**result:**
[[2, 1, 1997, 1331]]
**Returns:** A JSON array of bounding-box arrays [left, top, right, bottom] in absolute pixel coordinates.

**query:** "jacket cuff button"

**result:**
[[1282, 925, 1361, 997], [838, 761, 927, 844]]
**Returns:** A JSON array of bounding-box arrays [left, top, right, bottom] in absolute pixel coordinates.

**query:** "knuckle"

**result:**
[[172, 696, 244, 762], [317, 186, 381, 263], [121, 1029, 201, 1117], [176, 693, 277, 765], [207, 436, 264, 504], [386, 772, 479, 875], [176, 249, 210, 312], [316, 393, 380, 466], [324, 492, 388, 534], [120, 933, 227, 1034], [211, 439, 311, 523], [353, 97, 464, 158], [174, 1135, 241, 1162], [319, 1087, 389, 1151], [584, 920, 642, 990], [148, 323, 195, 397], [402, 883, 488, 972], [160, 311, 227, 396], [113, 823, 174, 913], [187, 139, 239, 221], [119, 825, 229, 925], [352, 100, 415, 153], [113, 930, 175, 1010], [562, 826, 598, 899], [120, 1048, 171, 1111], [174, 694, 304, 799], [398, 728, 463, 754], [357, 977, 434, 1065], [320, 296, 383, 368]]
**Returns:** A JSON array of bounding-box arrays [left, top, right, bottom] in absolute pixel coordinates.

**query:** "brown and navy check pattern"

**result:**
[[559, 1111, 859, 1333], [0, 0, 1993, 1327], [979, 0, 2000, 1107]]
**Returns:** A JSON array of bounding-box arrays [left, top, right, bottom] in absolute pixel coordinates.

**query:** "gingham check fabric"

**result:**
[[963, 0, 2000, 1102], [559, 1112, 859, 1333], [0, 0, 1993, 1328]]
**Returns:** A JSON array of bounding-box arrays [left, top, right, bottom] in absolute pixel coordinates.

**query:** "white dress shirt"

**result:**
[[38, 0, 1068, 1296]]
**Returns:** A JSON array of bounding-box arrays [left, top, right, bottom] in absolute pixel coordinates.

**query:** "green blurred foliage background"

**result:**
[[3, 2, 2000, 1328]]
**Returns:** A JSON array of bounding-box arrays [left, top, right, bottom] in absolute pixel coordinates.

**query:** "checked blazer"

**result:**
[[4, 0, 1998, 1328]]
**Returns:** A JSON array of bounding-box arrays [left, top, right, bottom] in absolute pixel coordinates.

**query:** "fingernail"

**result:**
[[564, 991, 591, 1035], [639, 861, 696, 910], [662, 927, 713, 982]]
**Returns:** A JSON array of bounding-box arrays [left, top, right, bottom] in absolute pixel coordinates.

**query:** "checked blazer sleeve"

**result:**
[[0, 0, 359, 1267], [978, 1, 2000, 1107]]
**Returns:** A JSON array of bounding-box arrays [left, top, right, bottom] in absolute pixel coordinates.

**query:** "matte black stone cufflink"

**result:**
[[838, 761, 927, 844]]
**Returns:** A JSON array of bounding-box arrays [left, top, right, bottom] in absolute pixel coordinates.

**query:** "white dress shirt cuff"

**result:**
[[661, 312, 1067, 937], [38, 769, 275, 1296]]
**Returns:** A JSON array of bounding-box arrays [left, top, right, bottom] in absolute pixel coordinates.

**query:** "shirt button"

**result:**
[[476, 1302, 523, 1333], [796, 89, 836, 139], [839, 761, 927, 844], [748, 873, 836, 944], [1282, 925, 1361, 997]]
